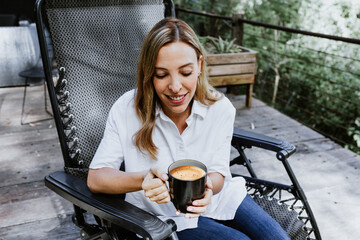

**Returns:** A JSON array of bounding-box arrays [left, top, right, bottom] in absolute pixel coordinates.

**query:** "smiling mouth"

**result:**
[[169, 95, 185, 101], [167, 93, 187, 103]]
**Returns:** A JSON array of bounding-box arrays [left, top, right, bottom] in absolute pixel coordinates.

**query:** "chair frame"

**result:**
[[35, 0, 321, 239], [231, 129, 321, 239]]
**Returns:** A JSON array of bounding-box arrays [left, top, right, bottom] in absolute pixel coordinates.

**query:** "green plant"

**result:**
[[237, 0, 360, 153], [347, 117, 360, 153], [199, 36, 242, 54], [177, 0, 360, 153], [175, 0, 242, 37]]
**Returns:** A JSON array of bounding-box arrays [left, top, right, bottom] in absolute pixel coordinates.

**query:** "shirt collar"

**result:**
[[155, 99, 208, 121], [191, 99, 208, 119]]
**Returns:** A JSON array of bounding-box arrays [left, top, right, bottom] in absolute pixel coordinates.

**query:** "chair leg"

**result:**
[[72, 206, 109, 240], [21, 78, 29, 125], [21, 79, 53, 125], [81, 229, 109, 240], [167, 232, 179, 240], [44, 82, 53, 116], [165, 219, 178, 240]]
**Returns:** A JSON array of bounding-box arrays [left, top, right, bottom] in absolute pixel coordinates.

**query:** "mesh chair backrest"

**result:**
[[43, 0, 165, 177]]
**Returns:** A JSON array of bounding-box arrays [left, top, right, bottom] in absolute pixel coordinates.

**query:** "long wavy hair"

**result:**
[[134, 18, 221, 160]]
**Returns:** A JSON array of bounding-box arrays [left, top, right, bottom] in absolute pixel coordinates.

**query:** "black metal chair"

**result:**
[[35, 0, 321, 239], [19, 66, 53, 125], [18, 22, 55, 125]]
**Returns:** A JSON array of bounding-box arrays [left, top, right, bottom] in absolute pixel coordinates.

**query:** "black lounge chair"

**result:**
[[35, 0, 321, 239]]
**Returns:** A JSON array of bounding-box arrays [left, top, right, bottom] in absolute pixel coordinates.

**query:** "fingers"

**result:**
[[144, 184, 169, 199], [197, 186, 213, 205], [206, 176, 213, 189], [149, 190, 171, 203], [142, 171, 164, 190], [151, 166, 168, 181], [142, 167, 170, 204], [184, 188, 213, 218], [185, 205, 207, 218]]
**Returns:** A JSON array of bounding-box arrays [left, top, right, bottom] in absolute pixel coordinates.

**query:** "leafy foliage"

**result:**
[[198, 36, 242, 54], [174, 0, 240, 38], [238, 0, 360, 153], [176, 0, 360, 153]]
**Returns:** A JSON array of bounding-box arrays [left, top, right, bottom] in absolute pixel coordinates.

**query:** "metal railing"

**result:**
[[176, 7, 360, 153]]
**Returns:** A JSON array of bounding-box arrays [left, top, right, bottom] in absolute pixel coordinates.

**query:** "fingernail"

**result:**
[[162, 174, 168, 180], [176, 210, 180, 216], [187, 207, 193, 211], [193, 201, 198, 206]]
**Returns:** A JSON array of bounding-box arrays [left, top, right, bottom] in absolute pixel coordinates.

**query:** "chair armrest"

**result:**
[[232, 128, 296, 160], [45, 171, 176, 240]]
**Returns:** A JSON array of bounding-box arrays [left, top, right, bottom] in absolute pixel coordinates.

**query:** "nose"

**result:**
[[168, 76, 182, 93]]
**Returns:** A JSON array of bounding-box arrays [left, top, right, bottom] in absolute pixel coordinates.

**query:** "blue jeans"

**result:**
[[177, 194, 290, 240]]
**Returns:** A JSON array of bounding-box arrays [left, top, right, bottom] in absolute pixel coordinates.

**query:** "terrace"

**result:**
[[0, 85, 359, 239]]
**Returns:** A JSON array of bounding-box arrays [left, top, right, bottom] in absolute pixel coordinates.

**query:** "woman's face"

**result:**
[[153, 41, 202, 121]]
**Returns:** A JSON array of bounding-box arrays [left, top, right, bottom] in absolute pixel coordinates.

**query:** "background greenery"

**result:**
[[175, 0, 360, 153]]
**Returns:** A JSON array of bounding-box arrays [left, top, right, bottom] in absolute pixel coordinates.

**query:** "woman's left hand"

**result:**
[[183, 177, 214, 218]]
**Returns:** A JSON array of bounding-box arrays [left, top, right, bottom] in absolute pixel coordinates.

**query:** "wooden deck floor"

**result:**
[[0, 86, 359, 240]]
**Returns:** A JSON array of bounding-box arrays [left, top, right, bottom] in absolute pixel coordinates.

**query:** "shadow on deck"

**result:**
[[0, 85, 359, 239]]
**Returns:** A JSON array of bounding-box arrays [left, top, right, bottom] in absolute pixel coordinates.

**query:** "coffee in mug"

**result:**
[[168, 160, 207, 213], [169, 165, 206, 180]]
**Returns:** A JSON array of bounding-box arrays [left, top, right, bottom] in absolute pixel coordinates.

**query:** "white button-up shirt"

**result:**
[[90, 89, 247, 231]]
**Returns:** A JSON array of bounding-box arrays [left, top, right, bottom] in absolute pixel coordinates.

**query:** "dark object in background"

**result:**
[[0, 14, 17, 26], [0, 0, 36, 23]]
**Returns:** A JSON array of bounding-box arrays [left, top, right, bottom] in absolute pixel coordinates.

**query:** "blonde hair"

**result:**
[[134, 18, 221, 159]]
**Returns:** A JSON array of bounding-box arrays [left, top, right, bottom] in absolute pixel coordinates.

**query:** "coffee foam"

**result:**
[[170, 165, 206, 180]]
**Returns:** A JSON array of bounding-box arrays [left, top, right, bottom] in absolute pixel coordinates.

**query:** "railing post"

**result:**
[[175, 4, 179, 17], [232, 13, 244, 46]]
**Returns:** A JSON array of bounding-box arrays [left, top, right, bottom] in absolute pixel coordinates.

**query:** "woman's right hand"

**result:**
[[142, 166, 171, 204]]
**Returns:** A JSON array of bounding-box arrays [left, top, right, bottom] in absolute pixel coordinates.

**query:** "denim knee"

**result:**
[[177, 216, 251, 240], [228, 194, 290, 240]]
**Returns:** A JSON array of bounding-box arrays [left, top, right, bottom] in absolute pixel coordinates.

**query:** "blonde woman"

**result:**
[[88, 18, 289, 240]]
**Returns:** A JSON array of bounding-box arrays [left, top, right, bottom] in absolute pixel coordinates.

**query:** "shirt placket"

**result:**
[[176, 136, 186, 160], [176, 117, 193, 160]]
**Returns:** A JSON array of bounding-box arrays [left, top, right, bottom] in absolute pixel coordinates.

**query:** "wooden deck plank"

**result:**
[[0, 180, 48, 205], [0, 86, 62, 187], [0, 138, 63, 187], [0, 215, 80, 240], [0, 195, 73, 228]]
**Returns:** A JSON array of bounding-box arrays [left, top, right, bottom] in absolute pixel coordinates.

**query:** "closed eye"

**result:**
[[182, 72, 192, 77], [155, 74, 167, 79]]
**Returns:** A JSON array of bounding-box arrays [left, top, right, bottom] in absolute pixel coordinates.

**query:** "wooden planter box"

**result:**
[[207, 46, 257, 107]]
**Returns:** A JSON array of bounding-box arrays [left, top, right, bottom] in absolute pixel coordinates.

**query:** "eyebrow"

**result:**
[[155, 63, 194, 71]]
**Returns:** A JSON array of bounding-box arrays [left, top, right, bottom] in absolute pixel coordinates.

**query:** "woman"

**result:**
[[88, 18, 289, 240]]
